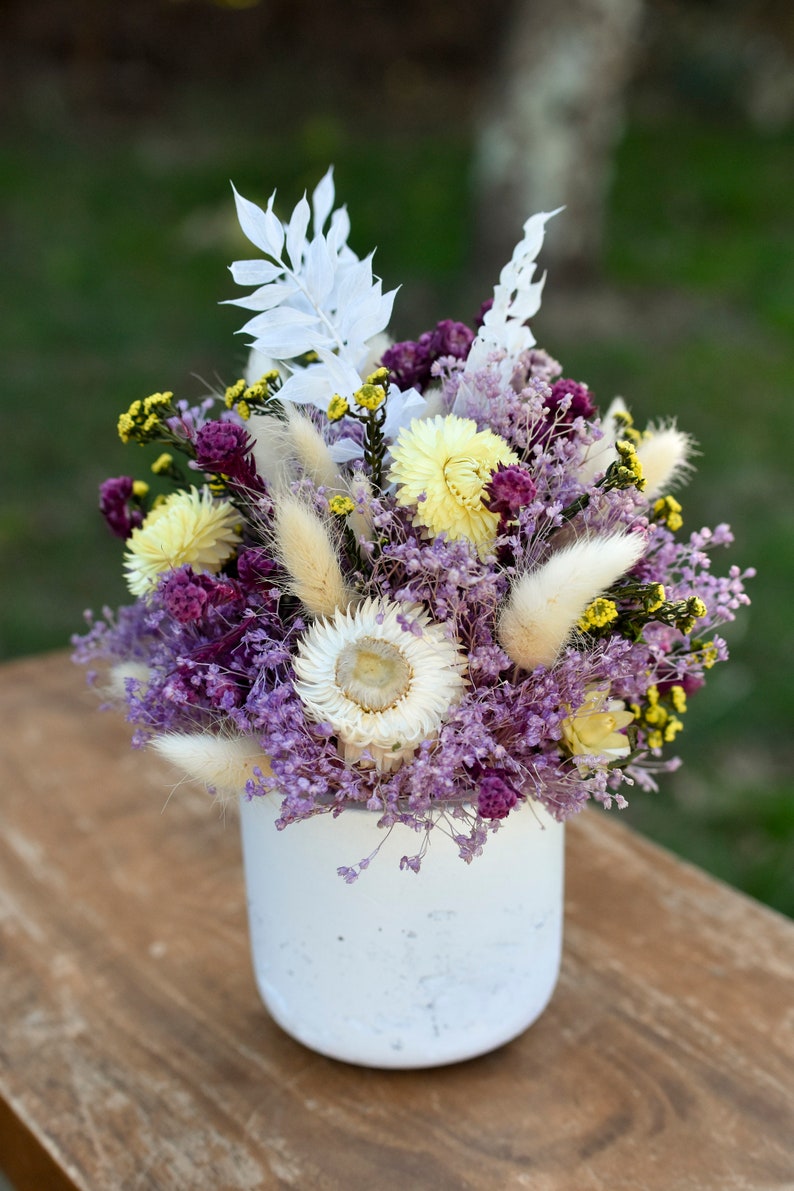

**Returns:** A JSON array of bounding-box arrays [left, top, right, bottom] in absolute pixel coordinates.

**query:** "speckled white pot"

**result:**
[[239, 794, 564, 1069]]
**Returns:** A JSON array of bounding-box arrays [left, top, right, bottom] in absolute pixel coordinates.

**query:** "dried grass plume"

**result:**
[[498, 533, 645, 671], [152, 731, 271, 798], [273, 494, 358, 618]]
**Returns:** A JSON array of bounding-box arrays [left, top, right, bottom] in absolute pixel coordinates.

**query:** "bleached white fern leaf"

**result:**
[[227, 168, 398, 411], [464, 208, 562, 377]]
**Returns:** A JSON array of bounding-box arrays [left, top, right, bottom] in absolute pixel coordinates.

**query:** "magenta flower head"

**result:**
[[429, 319, 474, 360], [99, 476, 144, 540], [194, 420, 264, 492], [484, 463, 537, 520], [477, 769, 522, 820], [236, 547, 277, 590], [195, 421, 252, 472], [381, 337, 433, 392], [549, 378, 596, 421]]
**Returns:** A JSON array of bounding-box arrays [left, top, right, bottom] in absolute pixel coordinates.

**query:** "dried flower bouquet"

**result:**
[[74, 169, 752, 877]]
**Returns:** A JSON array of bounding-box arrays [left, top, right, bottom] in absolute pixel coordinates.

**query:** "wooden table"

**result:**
[[1, 651, 792, 1190]]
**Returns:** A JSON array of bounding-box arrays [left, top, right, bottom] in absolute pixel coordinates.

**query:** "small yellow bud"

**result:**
[[577, 597, 619, 632], [354, 383, 386, 411], [328, 495, 355, 516], [151, 453, 174, 476], [132, 480, 149, 498], [327, 395, 350, 422], [224, 379, 246, 409]]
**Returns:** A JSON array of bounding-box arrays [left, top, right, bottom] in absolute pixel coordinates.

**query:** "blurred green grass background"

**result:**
[[1, 14, 792, 914]]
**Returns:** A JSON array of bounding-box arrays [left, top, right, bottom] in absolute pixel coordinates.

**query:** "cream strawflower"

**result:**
[[561, 689, 634, 771], [388, 414, 517, 551], [293, 598, 467, 772], [123, 486, 241, 596]]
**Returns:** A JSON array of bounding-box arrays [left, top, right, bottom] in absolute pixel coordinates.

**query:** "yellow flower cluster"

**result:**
[[118, 392, 174, 445], [578, 597, 619, 632], [653, 494, 683, 532], [327, 395, 350, 422], [224, 372, 281, 420], [630, 684, 686, 751], [151, 453, 174, 477], [612, 408, 644, 447], [328, 495, 355, 516], [327, 370, 390, 423], [612, 439, 646, 491], [644, 583, 666, 614]]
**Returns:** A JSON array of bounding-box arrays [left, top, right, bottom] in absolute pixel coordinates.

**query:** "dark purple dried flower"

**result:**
[[549, 378, 596, 420], [160, 566, 241, 624], [382, 320, 475, 392], [484, 464, 538, 519], [237, 547, 277, 589], [477, 770, 521, 820], [160, 568, 212, 623], [381, 338, 433, 392], [99, 476, 144, 540], [429, 319, 474, 360], [195, 421, 253, 474]]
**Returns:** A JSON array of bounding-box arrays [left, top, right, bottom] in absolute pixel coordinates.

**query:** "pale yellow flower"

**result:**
[[388, 415, 517, 550], [561, 689, 634, 770], [123, 487, 240, 596]]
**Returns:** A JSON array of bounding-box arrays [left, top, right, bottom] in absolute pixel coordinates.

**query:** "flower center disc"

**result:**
[[335, 636, 412, 712], [443, 455, 488, 509]]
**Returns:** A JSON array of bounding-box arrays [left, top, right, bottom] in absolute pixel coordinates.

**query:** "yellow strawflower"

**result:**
[[388, 415, 517, 551], [123, 487, 241, 596], [561, 689, 634, 769]]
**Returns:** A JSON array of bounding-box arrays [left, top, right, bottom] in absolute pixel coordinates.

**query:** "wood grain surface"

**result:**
[[0, 651, 792, 1190]]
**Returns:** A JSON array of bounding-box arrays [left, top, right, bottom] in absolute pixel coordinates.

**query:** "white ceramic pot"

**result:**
[[239, 794, 565, 1069]]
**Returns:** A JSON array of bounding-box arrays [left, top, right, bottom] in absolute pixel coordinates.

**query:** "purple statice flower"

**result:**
[[548, 378, 597, 420], [194, 420, 264, 492], [477, 769, 521, 820], [99, 476, 143, 539], [236, 547, 277, 590], [159, 566, 240, 624], [429, 319, 474, 360], [382, 320, 475, 392], [484, 464, 538, 519], [381, 337, 433, 392]]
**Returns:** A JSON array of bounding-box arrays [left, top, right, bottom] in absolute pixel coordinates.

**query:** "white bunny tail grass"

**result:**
[[347, 469, 375, 542], [106, 661, 151, 701], [498, 533, 645, 671], [151, 731, 271, 800], [273, 494, 358, 618], [577, 396, 629, 484], [249, 412, 293, 492], [636, 423, 696, 499], [285, 405, 341, 490]]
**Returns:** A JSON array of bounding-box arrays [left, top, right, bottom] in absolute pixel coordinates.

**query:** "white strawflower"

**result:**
[[123, 487, 240, 596], [293, 598, 467, 771]]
